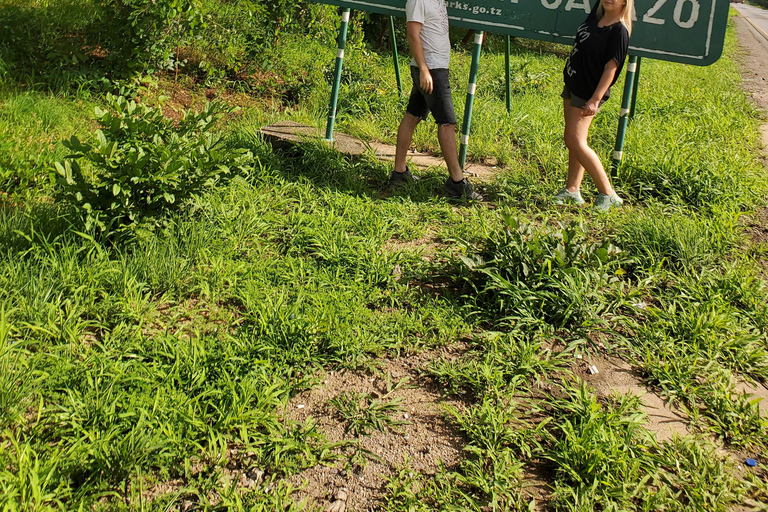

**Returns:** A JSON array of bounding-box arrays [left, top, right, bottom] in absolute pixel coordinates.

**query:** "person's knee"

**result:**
[[400, 113, 420, 131], [563, 132, 579, 151], [564, 132, 587, 152], [404, 112, 420, 123]]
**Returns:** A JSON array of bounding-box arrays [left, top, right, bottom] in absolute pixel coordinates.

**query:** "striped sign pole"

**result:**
[[390, 17, 403, 94], [325, 8, 351, 142], [459, 31, 484, 170], [610, 55, 638, 177], [629, 56, 642, 120], [505, 35, 512, 113]]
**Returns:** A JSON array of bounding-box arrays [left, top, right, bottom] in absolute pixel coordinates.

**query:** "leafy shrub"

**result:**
[[54, 94, 255, 233], [460, 214, 628, 328], [99, 0, 206, 72], [188, 1, 341, 79]]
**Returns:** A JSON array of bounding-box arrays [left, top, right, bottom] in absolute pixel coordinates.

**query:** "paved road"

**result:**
[[733, 3, 768, 50]]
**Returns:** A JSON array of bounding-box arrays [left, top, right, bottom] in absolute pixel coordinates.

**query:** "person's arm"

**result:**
[[581, 59, 618, 117], [406, 21, 433, 94]]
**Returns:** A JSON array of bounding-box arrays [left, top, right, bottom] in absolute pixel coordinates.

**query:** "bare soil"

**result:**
[[582, 354, 691, 442], [284, 348, 468, 511]]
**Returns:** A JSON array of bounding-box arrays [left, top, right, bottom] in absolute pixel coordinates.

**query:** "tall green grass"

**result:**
[[1, 2, 768, 509]]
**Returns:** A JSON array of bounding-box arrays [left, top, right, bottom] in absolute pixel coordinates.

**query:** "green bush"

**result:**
[[54, 94, 255, 233], [99, 0, 206, 72]]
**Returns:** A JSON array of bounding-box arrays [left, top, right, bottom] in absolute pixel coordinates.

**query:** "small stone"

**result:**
[[334, 488, 349, 501], [404, 413, 409, 419], [588, 365, 599, 375], [297, 404, 305, 409], [576, 354, 583, 360], [326, 502, 346, 512], [238, 474, 256, 489]]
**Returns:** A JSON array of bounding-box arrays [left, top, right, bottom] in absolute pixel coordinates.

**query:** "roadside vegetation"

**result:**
[[1, 0, 768, 510]]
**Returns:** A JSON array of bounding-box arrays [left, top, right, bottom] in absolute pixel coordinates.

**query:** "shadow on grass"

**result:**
[[0, 199, 77, 255], [0, 2, 127, 93], [238, 136, 499, 206]]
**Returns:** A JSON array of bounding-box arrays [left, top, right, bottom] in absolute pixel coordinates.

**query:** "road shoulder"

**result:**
[[733, 10, 768, 149]]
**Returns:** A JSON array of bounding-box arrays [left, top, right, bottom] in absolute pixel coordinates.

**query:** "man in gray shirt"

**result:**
[[390, 0, 481, 200]]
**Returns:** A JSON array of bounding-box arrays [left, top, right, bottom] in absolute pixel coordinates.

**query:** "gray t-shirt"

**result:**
[[406, 0, 451, 70]]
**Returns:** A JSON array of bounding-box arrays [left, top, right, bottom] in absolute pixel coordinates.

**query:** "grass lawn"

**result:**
[[1, 2, 768, 510]]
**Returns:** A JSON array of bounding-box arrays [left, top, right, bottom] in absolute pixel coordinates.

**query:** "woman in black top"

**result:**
[[553, 0, 632, 211]]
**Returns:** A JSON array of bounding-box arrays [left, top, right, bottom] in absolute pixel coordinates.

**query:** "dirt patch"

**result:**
[[581, 355, 691, 442], [284, 352, 466, 511], [383, 230, 448, 264], [141, 297, 242, 339], [742, 206, 768, 246], [735, 379, 768, 418]]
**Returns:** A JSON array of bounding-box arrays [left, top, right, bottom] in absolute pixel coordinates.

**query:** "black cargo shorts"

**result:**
[[406, 66, 457, 126]]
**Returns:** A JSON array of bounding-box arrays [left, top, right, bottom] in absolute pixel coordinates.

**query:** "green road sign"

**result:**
[[310, 0, 729, 66]]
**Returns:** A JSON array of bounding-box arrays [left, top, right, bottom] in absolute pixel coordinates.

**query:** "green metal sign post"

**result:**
[[630, 57, 643, 120], [325, 8, 351, 142], [505, 35, 512, 114], [315, 0, 730, 168], [610, 55, 639, 176], [459, 31, 484, 170], [389, 16, 403, 94]]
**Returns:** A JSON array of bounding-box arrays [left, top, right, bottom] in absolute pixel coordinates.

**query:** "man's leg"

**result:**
[[437, 123, 464, 182], [394, 113, 421, 174]]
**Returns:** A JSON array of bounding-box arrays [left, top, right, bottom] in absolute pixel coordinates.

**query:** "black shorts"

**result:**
[[406, 67, 457, 126], [561, 85, 606, 111]]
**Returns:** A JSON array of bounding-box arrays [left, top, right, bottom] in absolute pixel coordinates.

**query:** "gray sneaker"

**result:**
[[552, 187, 585, 205], [443, 178, 482, 200], [389, 169, 418, 186], [593, 192, 624, 212]]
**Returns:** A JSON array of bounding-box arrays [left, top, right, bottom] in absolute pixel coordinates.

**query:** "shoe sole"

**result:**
[[442, 188, 482, 201], [594, 200, 623, 212]]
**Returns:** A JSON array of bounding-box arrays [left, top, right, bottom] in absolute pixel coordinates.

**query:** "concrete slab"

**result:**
[[260, 121, 368, 155], [260, 121, 501, 183]]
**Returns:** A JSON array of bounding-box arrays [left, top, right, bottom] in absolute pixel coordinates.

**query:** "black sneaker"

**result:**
[[389, 169, 418, 186], [443, 177, 482, 200]]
